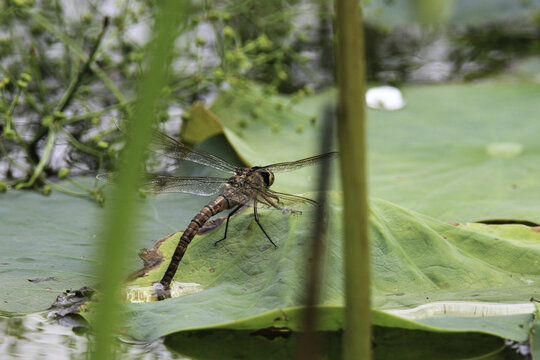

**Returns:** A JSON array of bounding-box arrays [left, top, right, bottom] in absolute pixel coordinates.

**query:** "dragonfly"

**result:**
[[98, 131, 338, 299]]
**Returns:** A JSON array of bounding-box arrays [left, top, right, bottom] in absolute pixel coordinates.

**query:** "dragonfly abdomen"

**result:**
[[159, 195, 233, 290]]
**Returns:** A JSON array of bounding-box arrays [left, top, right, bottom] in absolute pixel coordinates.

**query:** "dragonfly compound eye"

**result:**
[[261, 171, 275, 187]]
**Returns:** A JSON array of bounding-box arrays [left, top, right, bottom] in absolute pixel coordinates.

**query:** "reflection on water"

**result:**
[[0, 312, 187, 360]]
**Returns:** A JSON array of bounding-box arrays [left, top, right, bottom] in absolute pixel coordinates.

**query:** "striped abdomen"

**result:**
[[159, 194, 234, 289]]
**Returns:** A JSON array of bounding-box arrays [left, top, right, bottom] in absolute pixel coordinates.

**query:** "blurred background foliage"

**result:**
[[1, 0, 540, 200]]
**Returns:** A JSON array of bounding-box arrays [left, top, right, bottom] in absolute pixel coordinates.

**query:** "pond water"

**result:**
[[0, 312, 186, 360]]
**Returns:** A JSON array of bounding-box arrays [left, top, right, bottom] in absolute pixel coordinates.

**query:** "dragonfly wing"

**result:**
[[97, 173, 226, 196], [150, 131, 237, 174], [266, 189, 318, 206], [247, 185, 317, 212], [261, 152, 339, 173], [96, 172, 116, 184], [143, 175, 225, 195]]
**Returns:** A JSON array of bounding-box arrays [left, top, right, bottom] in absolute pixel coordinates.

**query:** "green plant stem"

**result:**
[[42, 178, 89, 197], [56, 17, 109, 112], [60, 101, 134, 126], [59, 128, 102, 157], [17, 129, 57, 188], [29, 45, 48, 109], [20, 16, 109, 188], [26, 10, 131, 117], [334, 0, 370, 359], [90, 1, 188, 359]]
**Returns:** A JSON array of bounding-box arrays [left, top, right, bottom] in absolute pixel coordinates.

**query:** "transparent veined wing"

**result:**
[[149, 131, 237, 174], [261, 152, 339, 173], [97, 173, 227, 196]]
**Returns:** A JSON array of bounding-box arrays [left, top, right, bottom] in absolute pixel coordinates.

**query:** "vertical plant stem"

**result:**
[[334, 0, 370, 359], [90, 2, 188, 360], [16, 129, 57, 188], [298, 106, 335, 360]]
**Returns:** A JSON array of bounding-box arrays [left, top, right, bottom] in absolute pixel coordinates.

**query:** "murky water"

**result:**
[[0, 312, 187, 360]]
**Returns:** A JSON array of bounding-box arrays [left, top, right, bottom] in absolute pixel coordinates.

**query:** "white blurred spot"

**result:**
[[366, 86, 406, 111]]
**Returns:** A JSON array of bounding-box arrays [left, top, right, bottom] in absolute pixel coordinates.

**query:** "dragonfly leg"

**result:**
[[214, 204, 242, 246], [253, 199, 277, 248]]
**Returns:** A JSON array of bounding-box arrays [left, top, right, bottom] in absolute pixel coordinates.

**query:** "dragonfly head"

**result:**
[[251, 167, 275, 187]]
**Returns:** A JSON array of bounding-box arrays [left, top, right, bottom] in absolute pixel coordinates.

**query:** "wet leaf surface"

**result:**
[[73, 194, 540, 344]]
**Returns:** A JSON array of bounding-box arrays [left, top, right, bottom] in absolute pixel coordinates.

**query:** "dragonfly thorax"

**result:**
[[250, 167, 274, 187], [230, 167, 275, 191]]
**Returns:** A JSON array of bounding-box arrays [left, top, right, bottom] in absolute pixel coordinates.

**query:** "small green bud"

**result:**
[[213, 68, 225, 82], [17, 80, 28, 88], [277, 70, 288, 81], [42, 185, 52, 196], [223, 26, 236, 38], [296, 125, 304, 133], [195, 36, 206, 47], [82, 12, 92, 23], [58, 168, 69, 179], [243, 41, 256, 52], [3, 128, 15, 140], [255, 34, 272, 50], [53, 111, 66, 119], [41, 116, 54, 126], [20, 73, 32, 82], [91, 116, 100, 125], [97, 141, 109, 149]]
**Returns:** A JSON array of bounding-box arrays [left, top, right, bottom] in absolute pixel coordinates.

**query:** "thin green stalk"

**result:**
[[16, 129, 57, 188], [90, 2, 189, 359], [41, 178, 88, 197], [59, 128, 102, 157], [26, 10, 131, 117], [55, 17, 109, 112], [334, 0, 370, 359], [60, 101, 134, 126]]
